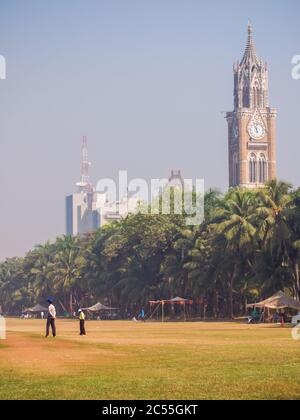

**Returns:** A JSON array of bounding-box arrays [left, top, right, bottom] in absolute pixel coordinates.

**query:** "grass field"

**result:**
[[0, 318, 300, 400]]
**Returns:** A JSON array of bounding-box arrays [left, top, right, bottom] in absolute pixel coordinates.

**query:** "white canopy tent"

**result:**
[[247, 291, 300, 311], [82, 302, 118, 312], [23, 304, 48, 313]]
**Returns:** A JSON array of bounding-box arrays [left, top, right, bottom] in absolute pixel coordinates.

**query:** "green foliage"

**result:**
[[1, 180, 300, 317]]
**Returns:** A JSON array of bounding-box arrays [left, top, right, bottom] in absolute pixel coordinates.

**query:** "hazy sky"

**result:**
[[0, 0, 299, 260]]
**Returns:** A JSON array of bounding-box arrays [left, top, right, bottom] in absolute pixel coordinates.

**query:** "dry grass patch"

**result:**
[[0, 319, 299, 399]]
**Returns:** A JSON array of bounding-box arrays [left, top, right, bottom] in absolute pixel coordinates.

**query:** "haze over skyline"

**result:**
[[0, 0, 299, 260]]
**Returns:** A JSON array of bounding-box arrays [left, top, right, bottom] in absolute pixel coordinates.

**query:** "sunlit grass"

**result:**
[[0, 319, 299, 400]]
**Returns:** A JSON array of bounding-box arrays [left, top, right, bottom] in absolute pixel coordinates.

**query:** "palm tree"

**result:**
[[256, 180, 300, 297], [51, 236, 86, 314], [3, 179, 300, 318], [26, 242, 55, 302], [0, 258, 30, 313], [209, 189, 259, 318], [285, 189, 300, 299], [256, 180, 292, 251]]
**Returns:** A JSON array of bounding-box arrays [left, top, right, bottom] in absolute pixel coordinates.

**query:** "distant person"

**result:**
[[138, 309, 146, 322], [41, 311, 44, 320], [45, 298, 56, 338], [78, 309, 86, 336]]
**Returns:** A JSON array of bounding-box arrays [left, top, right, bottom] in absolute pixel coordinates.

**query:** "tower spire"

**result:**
[[233, 23, 268, 110], [241, 22, 260, 66], [227, 25, 277, 189]]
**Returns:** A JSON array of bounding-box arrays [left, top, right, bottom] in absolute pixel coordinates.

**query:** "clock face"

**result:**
[[248, 122, 265, 140]]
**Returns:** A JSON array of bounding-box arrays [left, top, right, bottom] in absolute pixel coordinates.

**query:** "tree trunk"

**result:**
[[203, 304, 207, 320], [228, 278, 233, 319], [292, 260, 300, 301], [59, 298, 68, 313], [69, 290, 73, 315], [229, 265, 238, 319], [213, 290, 218, 319]]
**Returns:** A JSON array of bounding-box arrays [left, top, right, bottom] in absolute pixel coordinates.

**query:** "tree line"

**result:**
[[1, 180, 300, 319]]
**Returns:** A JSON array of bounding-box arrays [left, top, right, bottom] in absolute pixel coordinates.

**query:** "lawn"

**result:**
[[0, 318, 299, 400]]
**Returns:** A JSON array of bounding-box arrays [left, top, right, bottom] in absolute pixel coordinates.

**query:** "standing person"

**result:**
[[78, 309, 86, 336], [138, 309, 146, 322], [45, 298, 56, 338]]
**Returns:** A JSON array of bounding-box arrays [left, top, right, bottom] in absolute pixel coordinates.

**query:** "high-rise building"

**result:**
[[66, 138, 140, 236], [226, 24, 277, 188], [65, 191, 99, 236], [66, 137, 99, 236]]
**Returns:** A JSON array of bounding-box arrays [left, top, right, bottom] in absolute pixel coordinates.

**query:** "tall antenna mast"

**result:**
[[76, 136, 93, 193]]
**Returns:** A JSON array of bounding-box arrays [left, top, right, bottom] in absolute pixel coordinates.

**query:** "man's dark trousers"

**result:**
[[46, 317, 56, 337], [80, 320, 86, 335]]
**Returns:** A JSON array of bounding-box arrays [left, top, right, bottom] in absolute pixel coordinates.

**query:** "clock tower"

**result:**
[[226, 24, 277, 188]]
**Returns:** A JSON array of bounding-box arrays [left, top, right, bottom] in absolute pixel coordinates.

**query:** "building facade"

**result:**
[[66, 138, 140, 236], [66, 192, 99, 236], [226, 24, 277, 188]]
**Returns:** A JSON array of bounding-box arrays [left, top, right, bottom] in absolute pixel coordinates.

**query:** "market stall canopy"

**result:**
[[23, 304, 48, 313], [149, 297, 193, 305], [82, 302, 118, 312], [247, 291, 300, 310]]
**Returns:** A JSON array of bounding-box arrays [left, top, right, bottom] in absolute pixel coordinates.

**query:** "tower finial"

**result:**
[[240, 21, 260, 65], [248, 21, 253, 35]]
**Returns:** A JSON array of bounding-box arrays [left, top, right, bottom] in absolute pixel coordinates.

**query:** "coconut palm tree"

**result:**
[[255, 180, 300, 297], [51, 236, 86, 314], [256, 180, 292, 252], [25, 242, 55, 302], [209, 189, 259, 317]]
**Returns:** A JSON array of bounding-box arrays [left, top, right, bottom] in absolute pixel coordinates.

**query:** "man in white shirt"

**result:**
[[46, 298, 56, 338]]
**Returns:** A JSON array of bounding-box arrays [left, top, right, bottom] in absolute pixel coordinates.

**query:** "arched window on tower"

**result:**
[[253, 80, 260, 108], [253, 87, 258, 108], [243, 86, 249, 108], [249, 153, 257, 184], [233, 153, 239, 186], [259, 153, 268, 184]]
